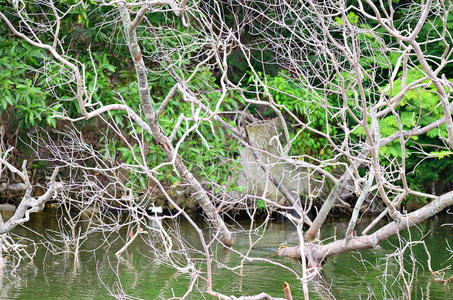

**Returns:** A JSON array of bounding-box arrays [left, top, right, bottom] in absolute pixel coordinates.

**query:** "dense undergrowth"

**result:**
[[1, 1, 452, 212]]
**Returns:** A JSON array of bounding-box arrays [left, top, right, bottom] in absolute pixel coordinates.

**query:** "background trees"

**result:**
[[0, 0, 452, 299]]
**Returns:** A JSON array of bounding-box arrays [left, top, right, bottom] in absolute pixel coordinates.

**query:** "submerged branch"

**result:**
[[279, 190, 453, 266], [0, 162, 62, 234]]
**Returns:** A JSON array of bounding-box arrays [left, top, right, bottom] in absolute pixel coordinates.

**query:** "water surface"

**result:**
[[1, 211, 452, 299]]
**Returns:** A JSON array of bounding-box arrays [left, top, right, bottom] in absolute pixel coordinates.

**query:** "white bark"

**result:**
[[116, 2, 233, 245], [0, 158, 62, 234], [279, 190, 453, 266]]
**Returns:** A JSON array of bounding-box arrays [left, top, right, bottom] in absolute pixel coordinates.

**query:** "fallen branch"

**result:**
[[0, 156, 62, 234], [207, 290, 286, 300], [279, 190, 453, 267]]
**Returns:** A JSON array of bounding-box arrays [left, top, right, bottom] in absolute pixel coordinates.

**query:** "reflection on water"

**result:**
[[0, 210, 452, 299]]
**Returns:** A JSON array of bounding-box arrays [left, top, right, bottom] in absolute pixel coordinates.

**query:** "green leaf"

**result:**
[[430, 151, 452, 159]]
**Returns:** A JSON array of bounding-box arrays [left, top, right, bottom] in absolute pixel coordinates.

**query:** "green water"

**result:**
[[1, 211, 452, 299]]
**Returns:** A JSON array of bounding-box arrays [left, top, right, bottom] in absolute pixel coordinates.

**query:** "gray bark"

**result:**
[[345, 171, 374, 238], [304, 173, 348, 240], [278, 190, 453, 266], [117, 3, 233, 246], [0, 167, 62, 234]]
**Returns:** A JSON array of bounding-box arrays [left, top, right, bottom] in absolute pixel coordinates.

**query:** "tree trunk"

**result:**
[[117, 3, 233, 246]]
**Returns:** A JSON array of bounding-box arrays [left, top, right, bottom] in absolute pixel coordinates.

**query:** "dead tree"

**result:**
[[1, 0, 453, 298]]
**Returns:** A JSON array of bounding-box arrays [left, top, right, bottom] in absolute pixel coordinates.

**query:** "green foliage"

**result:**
[[352, 68, 448, 159], [0, 6, 243, 197], [3, 0, 452, 208], [351, 66, 453, 200], [0, 34, 59, 128], [429, 151, 452, 159], [151, 69, 242, 190], [335, 11, 359, 26], [96, 66, 243, 193], [264, 71, 334, 161], [256, 199, 266, 210]]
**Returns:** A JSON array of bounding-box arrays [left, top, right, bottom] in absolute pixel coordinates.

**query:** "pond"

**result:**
[[0, 210, 452, 299]]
